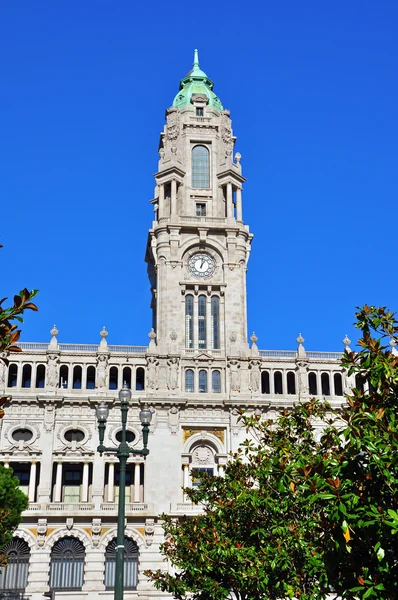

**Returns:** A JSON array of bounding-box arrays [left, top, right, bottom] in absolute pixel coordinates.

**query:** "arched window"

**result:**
[[185, 295, 194, 349], [287, 372, 296, 395], [321, 373, 330, 396], [35, 364, 46, 388], [50, 537, 85, 590], [261, 371, 270, 394], [212, 370, 221, 393], [334, 373, 343, 396], [211, 296, 220, 349], [86, 366, 96, 390], [192, 145, 210, 188], [185, 369, 194, 393], [104, 538, 138, 590], [59, 365, 69, 389], [355, 374, 365, 394], [22, 364, 32, 388], [199, 370, 208, 393], [72, 366, 82, 389], [7, 364, 18, 387], [308, 372, 317, 396], [274, 371, 283, 394], [109, 367, 118, 390], [0, 537, 30, 591], [136, 367, 145, 391], [123, 367, 132, 389], [198, 295, 207, 349]]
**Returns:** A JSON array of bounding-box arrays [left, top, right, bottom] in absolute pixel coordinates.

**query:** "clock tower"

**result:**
[[146, 50, 253, 358]]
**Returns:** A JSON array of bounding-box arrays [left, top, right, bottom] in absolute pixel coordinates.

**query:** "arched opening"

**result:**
[[212, 370, 221, 393], [355, 374, 365, 394], [50, 537, 85, 590], [199, 370, 208, 393], [287, 371, 296, 395], [104, 537, 138, 590], [211, 296, 220, 349], [35, 364, 46, 388], [7, 364, 18, 387], [21, 364, 32, 388], [308, 372, 317, 396], [185, 295, 194, 349], [274, 371, 283, 394], [123, 367, 132, 389], [261, 371, 270, 394], [86, 366, 96, 390], [185, 369, 194, 393], [192, 145, 210, 188], [72, 366, 82, 389], [59, 365, 69, 389], [198, 295, 207, 349], [136, 367, 145, 391], [334, 373, 343, 396], [0, 537, 30, 591], [321, 373, 330, 396], [109, 367, 118, 390]]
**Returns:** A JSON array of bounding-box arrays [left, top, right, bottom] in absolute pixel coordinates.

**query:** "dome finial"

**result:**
[[193, 49, 200, 70]]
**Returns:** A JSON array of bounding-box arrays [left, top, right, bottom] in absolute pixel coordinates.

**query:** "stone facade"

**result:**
[[0, 53, 355, 599]]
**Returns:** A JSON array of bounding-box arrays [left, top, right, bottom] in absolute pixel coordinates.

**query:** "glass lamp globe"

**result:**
[[139, 405, 152, 426]]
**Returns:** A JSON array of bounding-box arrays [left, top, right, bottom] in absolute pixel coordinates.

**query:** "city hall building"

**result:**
[[0, 52, 353, 599]]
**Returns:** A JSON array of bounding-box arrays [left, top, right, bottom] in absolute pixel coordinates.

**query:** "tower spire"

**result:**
[[193, 48, 200, 70]]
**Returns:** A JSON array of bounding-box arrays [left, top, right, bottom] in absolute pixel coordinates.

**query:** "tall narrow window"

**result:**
[[73, 366, 82, 389], [308, 372, 317, 396], [50, 537, 85, 590], [321, 373, 330, 396], [192, 145, 210, 188], [185, 369, 194, 393], [199, 370, 208, 393], [22, 364, 32, 388], [35, 364, 46, 388], [109, 367, 118, 390], [198, 295, 207, 349], [287, 372, 296, 395], [7, 364, 18, 387], [136, 367, 145, 391], [123, 367, 132, 389], [261, 371, 270, 394], [185, 295, 194, 349], [12, 465, 30, 496], [0, 537, 30, 591], [355, 374, 365, 393], [211, 296, 220, 349], [274, 371, 283, 394], [334, 373, 343, 396], [59, 365, 69, 389], [212, 370, 221, 393], [63, 466, 82, 503], [105, 538, 138, 590], [86, 366, 96, 390]]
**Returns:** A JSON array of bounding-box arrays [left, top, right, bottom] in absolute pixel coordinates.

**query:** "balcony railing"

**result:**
[[18, 342, 148, 354]]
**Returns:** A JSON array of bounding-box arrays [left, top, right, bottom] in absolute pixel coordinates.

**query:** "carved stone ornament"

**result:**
[[46, 353, 60, 389], [221, 114, 233, 157], [228, 359, 241, 392], [167, 357, 179, 391], [248, 360, 261, 393], [166, 110, 180, 141], [192, 445, 213, 465], [170, 330, 177, 341], [229, 332, 237, 343], [145, 518, 155, 547], [66, 518, 73, 530], [146, 356, 159, 390], [92, 518, 101, 548], [168, 405, 179, 435], [96, 353, 108, 390], [37, 518, 47, 547], [44, 403, 56, 432]]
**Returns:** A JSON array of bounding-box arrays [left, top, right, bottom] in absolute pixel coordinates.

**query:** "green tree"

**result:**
[[0, 467, 29, 553], [147, 306, 398, 600]]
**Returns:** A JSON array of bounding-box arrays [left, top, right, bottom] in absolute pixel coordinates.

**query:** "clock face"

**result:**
[[188, 253, 216, 278]]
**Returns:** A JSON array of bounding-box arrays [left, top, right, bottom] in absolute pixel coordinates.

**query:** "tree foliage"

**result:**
[[0, 466, 29, 563], [147, 306, 398, 600]]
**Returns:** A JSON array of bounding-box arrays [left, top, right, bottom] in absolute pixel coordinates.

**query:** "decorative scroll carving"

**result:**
[[37, 518, 47, 547], [145, 518, 155, 547], [92, 518, 101, 548]]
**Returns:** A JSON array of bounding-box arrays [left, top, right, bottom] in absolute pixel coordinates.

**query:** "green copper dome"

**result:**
[[172, 50, 223, 111]]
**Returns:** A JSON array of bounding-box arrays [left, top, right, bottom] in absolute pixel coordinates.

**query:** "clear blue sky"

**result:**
[[1, 1, 397, 351]]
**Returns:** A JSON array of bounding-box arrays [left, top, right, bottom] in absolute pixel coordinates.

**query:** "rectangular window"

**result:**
[[63, 468, 82, 503], [196, 107, 204, 116], [13, 466, 30, 496], [192, 467, 214, 488], [196, 203, 206, 216], [114, 470, 132, 504]]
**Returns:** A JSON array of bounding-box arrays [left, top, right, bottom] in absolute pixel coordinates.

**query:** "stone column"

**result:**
[[218, 464, 224, 477], [183, 464, 190, 502], [171, 179, 177, 216], [28, 461, 37, 503], [107, 462, 115, 502], [81, 462, 89, 502], [158, 183, 164, 218], [54, 462, 63, 502], [330, 372, 336, 397], [134, 463, 141, 503], [206, 296, 212, 350], [193, 295, 199, 349], [236, 187, 242, 221], [226, 183, 233, 218], [317, 372, 322, 397], [270, 370, 275, 395]]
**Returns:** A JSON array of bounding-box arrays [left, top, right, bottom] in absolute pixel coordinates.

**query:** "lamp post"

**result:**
[[96, 383, 152, 600]]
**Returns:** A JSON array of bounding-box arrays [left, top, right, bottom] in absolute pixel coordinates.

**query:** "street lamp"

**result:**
[[96, 383, 152, 600]]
